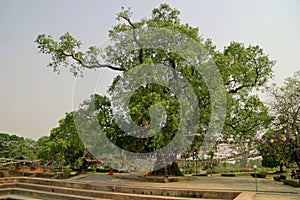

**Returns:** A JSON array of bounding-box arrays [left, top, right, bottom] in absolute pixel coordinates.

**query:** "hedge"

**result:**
[[283, 180, 300, 187], [221, 173, 236, 177], [251, 172, 267, 178]]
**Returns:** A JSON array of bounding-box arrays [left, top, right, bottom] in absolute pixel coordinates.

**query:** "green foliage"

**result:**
[[259, 70, 300, 170], [0, 133, 38, 160], [261, 154, 281, 169], [251, 172, 267, 178], [272, 70, 300, 132], [215, 42, 274, 162], [222, 94, 272, 167], [38, 113, 93, 172], [273, 176, 281, 181], [248, 159, 262, 169], [35, 4, 275, 174], [283, 180, 300, 187], [128, 84, 181, 151], [221, 173, 236, 177], [35, 33, 84, 76]]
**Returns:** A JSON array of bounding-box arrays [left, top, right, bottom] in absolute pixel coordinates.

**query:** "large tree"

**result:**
[[35, 4, 274, 175]]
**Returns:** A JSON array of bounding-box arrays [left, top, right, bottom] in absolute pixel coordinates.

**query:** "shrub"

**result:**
[[221, 173, 236, 177], [273, 176, 281, 181], [96, 168, 110, 173], [279, 175, 286, 180], [87, 168, 96, 172], [206, 170, 219, 174], [193, 174, 208, 176], [251, 172, 267, 178], [283, 180, 300, 187]]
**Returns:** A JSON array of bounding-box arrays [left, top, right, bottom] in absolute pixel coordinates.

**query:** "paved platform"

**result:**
[[71, 174, 300, 200], [0, 176, 245, 199]]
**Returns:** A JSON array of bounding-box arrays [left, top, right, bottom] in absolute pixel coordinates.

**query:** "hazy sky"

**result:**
[[1, 0, 299, 140]]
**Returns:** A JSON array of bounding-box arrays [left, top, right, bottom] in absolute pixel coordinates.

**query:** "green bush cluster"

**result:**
[[283, 180, 300, 187], [251, 172, 267, 178], [221, 173, 236, 177], [273, 175, 286, 182], [273, 176, 281, 181]]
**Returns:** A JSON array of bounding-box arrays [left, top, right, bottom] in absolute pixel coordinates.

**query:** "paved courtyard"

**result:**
[[70, 174, 300, 200]]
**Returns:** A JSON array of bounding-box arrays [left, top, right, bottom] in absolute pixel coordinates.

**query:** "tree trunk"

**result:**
[[78, 157, 89, 174], [279, 163, 283, 172], [152, 161, 184, 176]]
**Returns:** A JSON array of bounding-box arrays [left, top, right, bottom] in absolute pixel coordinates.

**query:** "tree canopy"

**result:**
[[37, 112, 94, 172], [35, 4, 275, 175], [259, 70, 300, 170], [0, 133, 38, 161]]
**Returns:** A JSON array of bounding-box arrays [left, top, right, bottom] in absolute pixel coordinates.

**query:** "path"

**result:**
[[70, 173, 300, 200]]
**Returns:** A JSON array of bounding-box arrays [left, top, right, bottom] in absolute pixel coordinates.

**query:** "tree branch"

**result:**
[[120, 16, 144, 64], [61, 51, 125, 72], [228, 67, 260, 93]]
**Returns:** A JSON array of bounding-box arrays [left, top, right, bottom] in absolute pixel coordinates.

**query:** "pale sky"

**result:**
[[0, 0, 299, 140]]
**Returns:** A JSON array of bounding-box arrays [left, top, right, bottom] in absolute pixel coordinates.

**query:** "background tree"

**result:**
[[35, 4, 274, 175], [38, 113, 94, 173], [0, 133, 38, 161], [271, 70, 300, 135], [220, 94, 271, 168], [259, 70, 300, 171]]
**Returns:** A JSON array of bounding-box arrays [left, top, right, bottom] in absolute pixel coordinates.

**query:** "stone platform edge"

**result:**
[[0, 177, 256, 200]]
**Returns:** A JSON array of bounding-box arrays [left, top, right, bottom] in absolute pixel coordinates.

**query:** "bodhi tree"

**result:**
[[36, 4, 274, 175]]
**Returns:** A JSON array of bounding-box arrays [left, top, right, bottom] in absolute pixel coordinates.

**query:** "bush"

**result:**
[[206, 170, 219, 174], [221, 173, 236, 177], [251, 172, 267, 178], [273, 176, 281, 181], [283, 180, 300, 187], [273, 175, 287, 182], [96, 168, 110, 173], [279, 175, 286, 180]]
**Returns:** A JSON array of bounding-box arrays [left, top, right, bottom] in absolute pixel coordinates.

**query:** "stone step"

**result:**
[[0, 187, 43, 200], [0, 183, 16, 189], [0, 188, 110, 200], [0, 194, 41, 200], [17, 177, 239, 199], [15, 182, 206, 200], [1, 177, 253, 199]]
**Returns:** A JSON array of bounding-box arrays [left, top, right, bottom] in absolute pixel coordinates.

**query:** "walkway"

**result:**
[[70, 174, 300, 200]]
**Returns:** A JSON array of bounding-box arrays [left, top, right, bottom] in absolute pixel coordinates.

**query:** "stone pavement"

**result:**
[[70, 174, 300, 200]]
